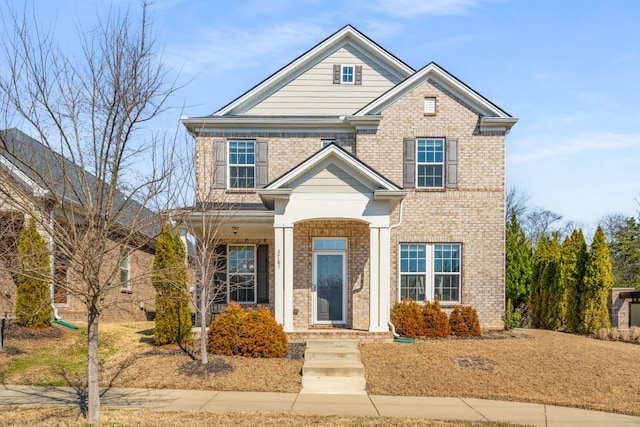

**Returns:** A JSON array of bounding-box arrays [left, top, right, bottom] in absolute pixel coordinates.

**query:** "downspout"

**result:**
[[48, 210, 61, 321], [388, 199, 404, 335]]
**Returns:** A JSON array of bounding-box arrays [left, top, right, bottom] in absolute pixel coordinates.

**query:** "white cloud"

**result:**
[[369, 0, 483, 18], [163, 21, 327, 76], [510, 131, 640, 164]]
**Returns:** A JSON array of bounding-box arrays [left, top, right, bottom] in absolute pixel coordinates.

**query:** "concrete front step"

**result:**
[[304, 347, 361, 361], [305, 339, 359, 349], [300, 375, 367, 395], [302, 360, 365, 377]]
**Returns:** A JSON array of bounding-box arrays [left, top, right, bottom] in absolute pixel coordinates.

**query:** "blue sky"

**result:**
[[13, 0, 640, 226]]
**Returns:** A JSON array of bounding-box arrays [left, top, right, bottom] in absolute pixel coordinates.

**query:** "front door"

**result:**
[[312, 239, 346, 325]]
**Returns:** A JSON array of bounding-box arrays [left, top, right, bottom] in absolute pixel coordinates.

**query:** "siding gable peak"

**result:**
[[213, 26, 415, 117]]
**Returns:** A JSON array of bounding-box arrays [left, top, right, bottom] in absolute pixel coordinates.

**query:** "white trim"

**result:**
[[226, 140, 256, 190], [283, 226, 294, 331], [0, 155, 48, 197], [227, 244, 258, 304], [341, 64, 355, 84], [312, 238, 347, 325], [214, 26, 414, 116], [416, 137, 445, 189], [264, 144, 401, 192], [356, 63, 514, 121], [398, 243, 462, 304]]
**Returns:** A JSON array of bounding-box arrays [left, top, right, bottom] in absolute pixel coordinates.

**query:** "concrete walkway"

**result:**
[[0, 385, 638, 426]]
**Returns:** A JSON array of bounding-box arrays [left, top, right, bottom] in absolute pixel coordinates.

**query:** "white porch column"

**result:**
[[283, 225, 294, 332], [369, 227, 380, 331], [378, 226, 391, 331], [274, 226, 284, 325]]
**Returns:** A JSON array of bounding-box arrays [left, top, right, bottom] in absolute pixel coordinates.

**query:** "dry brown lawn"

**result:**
[[0, 407, 520, 427], [361, 329, 640, 416], [1, 322, 639, 419]]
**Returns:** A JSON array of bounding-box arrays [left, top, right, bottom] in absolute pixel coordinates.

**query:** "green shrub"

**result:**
[[16, 218, 51, 328], [153, 224, 192, 345], [502, 299, 522, 330], [207, 302, 287, 358], [390, 299, 425, 338], [449, 305, 481, 337], [422, 299, 450, 338]]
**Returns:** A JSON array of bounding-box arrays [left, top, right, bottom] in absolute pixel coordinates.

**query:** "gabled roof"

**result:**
[[213, 25, 415, 117], [0, 128, 159, 238], [258, 143, 405, 209], [357, 62, 512, 118]]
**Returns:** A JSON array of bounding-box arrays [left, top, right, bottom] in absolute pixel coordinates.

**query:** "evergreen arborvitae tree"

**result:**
[[530, 234, 562, 329], [563, 230, 587, 333], [580, 226, 613, 334], [505, 210, 533, 311], [153, 224, 192, 345], [15, 218, 52, 327]]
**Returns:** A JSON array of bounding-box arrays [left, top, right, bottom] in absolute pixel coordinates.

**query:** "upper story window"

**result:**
[[341, 65, 354, 84], [333, 64, 362, 85], [403, 137, 458, 189], [321, 139, 335, 148], [228, 140, 255, 189], [399, 243, 461, 303], [417, 138, 444, 188]]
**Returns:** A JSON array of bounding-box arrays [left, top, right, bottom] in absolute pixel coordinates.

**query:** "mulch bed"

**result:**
[[3, 322, 64, 340]]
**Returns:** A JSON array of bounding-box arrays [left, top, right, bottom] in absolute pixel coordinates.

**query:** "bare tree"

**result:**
[[525, 208, 563, 246], [0, 3, 182, 423], [506, 185, 530, 220], [173, 145, 251, 366]]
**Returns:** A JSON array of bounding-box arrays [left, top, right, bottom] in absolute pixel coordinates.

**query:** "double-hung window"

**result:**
[[399, 243, 461, 303], [228, 140, 255, 189], [228, 245, 256, 304], [341, 65, 354, 84], [416, 138, 444, 188]]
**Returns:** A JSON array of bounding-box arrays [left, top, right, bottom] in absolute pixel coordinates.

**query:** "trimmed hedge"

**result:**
[[449, 305, 481, 337], [423, 299, 450, 338], [390, 299, 425, 338], [207, 302, 287, 358]]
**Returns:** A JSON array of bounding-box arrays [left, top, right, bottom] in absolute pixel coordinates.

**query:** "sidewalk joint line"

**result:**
[[367, 393, 380, 417], [459, 398, 489, 421]]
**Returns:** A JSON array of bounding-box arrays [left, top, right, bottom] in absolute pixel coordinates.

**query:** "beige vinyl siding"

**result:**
[[245, 44, 401, 116], [291, 163, 373, 194]]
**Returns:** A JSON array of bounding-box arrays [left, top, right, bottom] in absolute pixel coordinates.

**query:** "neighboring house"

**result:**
[[0, 128, 156, 322], [181, 25, 517, 338]]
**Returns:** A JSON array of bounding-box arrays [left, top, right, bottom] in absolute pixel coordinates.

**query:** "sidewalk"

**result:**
[[0, 385, 638, 427]]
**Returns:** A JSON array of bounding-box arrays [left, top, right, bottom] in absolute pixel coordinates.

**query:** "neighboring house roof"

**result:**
[[0, 128, 159, 239]]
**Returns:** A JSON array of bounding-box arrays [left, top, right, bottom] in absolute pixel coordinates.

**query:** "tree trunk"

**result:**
[[200, 284, 208, 365], [0, 318, 4, 352], [87, 309, 100, 423]]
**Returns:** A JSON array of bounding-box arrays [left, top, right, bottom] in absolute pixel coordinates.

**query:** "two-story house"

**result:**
[[181, 25, 517, 339]]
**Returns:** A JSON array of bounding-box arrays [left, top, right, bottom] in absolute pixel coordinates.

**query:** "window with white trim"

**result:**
[[399, 243, 461, 303], [416, 138, 444, 188], [228, 140, 255, 189], [228, 245, 256, 304], [120, 249, 131, 291], [341, 65, 354, 84]]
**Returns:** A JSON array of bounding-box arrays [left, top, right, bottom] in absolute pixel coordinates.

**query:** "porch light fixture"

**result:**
[[231, 226, 239, 235]]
